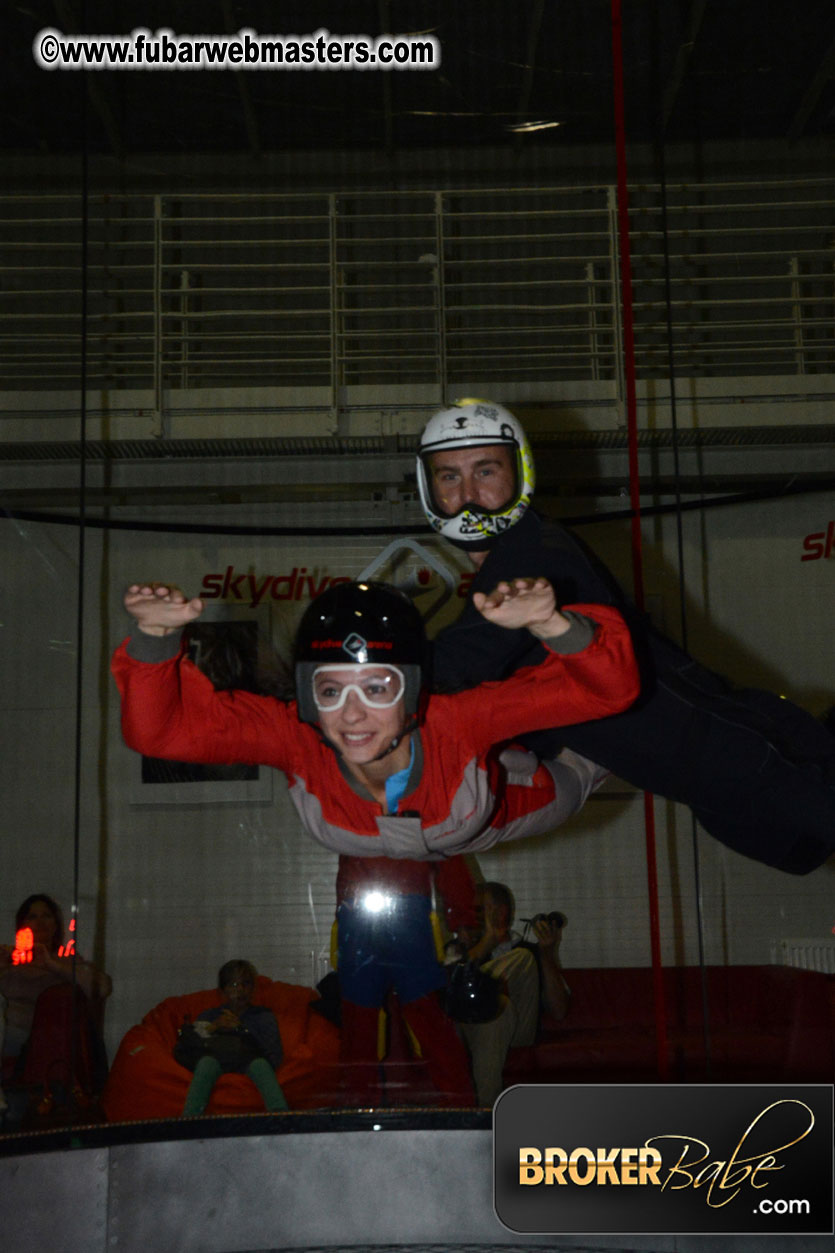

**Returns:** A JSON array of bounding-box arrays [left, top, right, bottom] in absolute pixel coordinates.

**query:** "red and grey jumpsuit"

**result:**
[[112, 602, 639, 861]]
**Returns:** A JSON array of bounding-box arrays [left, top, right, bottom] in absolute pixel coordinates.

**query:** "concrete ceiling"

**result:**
[[5, 0, 835, 161]]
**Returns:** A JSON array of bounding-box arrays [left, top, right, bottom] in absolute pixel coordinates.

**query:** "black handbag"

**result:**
[[173, 1020, 207, 1072], [444, 961, 503, 1024], [174, 1017, 265, 1074], [204, 1028, 263, 1073]]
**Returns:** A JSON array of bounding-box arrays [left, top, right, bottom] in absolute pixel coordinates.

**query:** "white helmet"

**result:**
[[416, 399, 535, 549]]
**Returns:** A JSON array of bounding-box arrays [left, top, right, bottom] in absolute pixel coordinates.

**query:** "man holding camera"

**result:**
[[453, 881, 569, 1106]]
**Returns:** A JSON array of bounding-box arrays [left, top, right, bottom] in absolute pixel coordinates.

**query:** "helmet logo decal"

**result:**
[[459, 510, 514, 537], [343, 632, 367, 658], [459, 508, 519, 537], [473, 404, 499, 421]]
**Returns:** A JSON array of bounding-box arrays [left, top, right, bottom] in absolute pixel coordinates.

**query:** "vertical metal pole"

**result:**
[[152, 195, 164, 438], [607, 185, 626, 423], [179, 269, 190, 389], [789, 257, 805, 375], [586, 260, 600, 381], [329, 193, 340, 428], [434, 191, 448, 405], [611, 0, 669, 1082]]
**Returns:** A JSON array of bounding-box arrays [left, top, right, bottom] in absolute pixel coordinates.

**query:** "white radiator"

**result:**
[[774, 937, 835, 974]]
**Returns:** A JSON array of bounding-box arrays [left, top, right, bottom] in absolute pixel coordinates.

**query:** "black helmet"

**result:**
[[295, 581, 426, 726]]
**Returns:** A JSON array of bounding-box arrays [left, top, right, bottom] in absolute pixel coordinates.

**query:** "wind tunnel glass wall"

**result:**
[[2, 489, 834, 1127]]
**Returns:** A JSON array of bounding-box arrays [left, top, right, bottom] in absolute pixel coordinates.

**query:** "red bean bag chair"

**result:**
[[101, 976, 339, 1121]]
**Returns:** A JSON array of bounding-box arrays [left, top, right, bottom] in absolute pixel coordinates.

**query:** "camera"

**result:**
[[526, 910, 566, 929]]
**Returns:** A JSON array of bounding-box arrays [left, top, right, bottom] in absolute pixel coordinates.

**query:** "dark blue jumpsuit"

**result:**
[[431, 510, 835, 875]]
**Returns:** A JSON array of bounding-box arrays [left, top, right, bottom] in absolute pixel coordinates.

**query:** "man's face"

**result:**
[[427, 445, 515, 518], [476, 887, 508, 935], [223, 973, 255, 1014]]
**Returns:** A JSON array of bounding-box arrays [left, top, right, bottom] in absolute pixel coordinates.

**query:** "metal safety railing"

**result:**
[[0, 179, 833, 399]]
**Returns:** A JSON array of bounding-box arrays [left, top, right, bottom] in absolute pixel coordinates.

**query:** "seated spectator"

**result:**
[[449, 881, 569, 1106], [178, 960, 288, 1116], [103, 971, 337, 1121], [0, 893, 111, 1119]]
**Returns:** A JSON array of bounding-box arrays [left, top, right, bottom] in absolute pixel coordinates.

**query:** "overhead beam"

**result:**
[[661, 0, 708, 132], [514, 0, 546, 124], [3, 472, 833, 514], [378, 0, 394, 149], [787, 31, 835, 141], [51, 0, 124, 158], [222, 0, 262, 157]]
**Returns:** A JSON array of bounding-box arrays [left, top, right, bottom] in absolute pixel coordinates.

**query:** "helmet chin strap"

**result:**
[[446, 531, 500, 553], [371, 714, 418, 762]]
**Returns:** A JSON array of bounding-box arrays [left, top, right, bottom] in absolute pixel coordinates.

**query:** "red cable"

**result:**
[[610, 0, 669, 1081]]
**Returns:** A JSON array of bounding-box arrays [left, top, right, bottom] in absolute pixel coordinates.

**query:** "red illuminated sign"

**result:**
[[12, 926, 34, 964], [58, 916, 76, 957]]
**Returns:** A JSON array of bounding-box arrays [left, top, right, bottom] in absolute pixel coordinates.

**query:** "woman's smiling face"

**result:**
[[314, 666, 407, 764]]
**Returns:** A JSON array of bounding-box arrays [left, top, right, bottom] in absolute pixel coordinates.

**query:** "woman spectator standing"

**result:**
[[0, 893, 112, 1120]]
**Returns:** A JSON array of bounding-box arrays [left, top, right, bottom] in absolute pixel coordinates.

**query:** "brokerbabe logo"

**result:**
[[494, 1084, 834, 1235]]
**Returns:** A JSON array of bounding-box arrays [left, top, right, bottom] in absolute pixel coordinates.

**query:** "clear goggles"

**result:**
[[311, 664, 406, 712]]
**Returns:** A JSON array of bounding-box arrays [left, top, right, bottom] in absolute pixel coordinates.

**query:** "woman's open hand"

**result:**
[[124, 583, 204, 636], [473, 577, 570, 638]]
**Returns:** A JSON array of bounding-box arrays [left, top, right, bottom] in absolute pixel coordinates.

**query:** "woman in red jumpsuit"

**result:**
[[113, 577, 637, 861], [113, 576, 637, 1108]]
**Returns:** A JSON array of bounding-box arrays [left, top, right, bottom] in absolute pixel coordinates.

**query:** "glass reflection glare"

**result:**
[[360, 891, 394, 914]]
